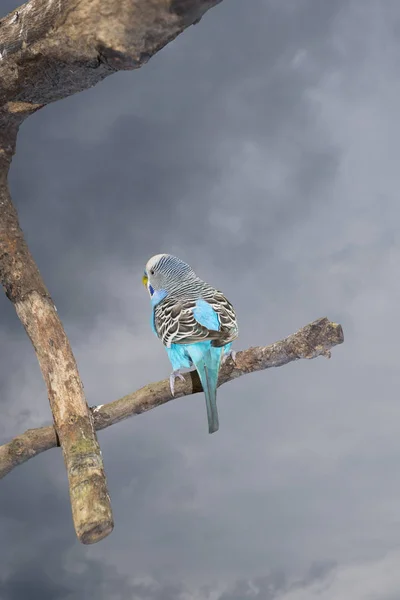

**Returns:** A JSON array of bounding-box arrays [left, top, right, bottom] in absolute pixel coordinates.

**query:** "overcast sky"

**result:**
[[1, 0, 400, 598]]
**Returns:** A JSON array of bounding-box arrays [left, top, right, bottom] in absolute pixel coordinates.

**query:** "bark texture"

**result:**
[[0, 0, 223, 544], [0, 317, 344, 479], [0, 0, 222, 108], [0, 153, 113, 544]]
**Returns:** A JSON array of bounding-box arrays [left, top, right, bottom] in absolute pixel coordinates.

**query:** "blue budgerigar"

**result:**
[[142, 254, 239, 434]]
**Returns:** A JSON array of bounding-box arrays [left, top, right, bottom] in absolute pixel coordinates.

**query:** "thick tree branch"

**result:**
[[0, 317, 344, 480], [0, 0, 223, 544], [0, 0, 222, 108], [0, 155, 113, 545]]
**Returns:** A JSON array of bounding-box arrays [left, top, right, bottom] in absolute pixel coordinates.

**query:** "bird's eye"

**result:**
[[150, 269, 155, 275]]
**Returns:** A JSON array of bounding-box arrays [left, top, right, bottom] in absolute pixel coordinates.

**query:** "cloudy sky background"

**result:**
[[1, 0, 400, 598]]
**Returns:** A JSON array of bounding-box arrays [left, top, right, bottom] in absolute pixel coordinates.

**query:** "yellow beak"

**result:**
[[142, 274, 148, 287]]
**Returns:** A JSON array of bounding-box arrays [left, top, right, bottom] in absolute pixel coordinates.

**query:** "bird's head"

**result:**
[[142, 253, 196, 299]]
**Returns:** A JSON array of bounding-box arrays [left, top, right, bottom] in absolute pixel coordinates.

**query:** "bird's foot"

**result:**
[[222, 349, 237, 365], [170, 370, 185, 396]]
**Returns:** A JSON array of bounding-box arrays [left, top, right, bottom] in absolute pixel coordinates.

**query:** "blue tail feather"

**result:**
[[188, 343, 222, 434]]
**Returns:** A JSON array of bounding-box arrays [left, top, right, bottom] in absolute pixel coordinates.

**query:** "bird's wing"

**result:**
[[205, 290, 239, 347], [154, 298, 215, 347], [154, 292, 238, 348]]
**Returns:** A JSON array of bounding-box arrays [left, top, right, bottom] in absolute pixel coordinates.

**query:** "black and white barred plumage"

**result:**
[[143, 253, 239, 433], [146, 254, 238, 349]]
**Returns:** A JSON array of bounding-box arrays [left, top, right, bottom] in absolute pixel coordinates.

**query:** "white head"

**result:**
[[142, 254, 197, 298]]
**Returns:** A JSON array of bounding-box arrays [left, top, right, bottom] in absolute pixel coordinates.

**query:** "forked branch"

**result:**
[[0, 0, 224, 544]]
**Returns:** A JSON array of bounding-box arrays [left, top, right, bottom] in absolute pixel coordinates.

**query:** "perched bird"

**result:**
[[142, 254, 239, 434]]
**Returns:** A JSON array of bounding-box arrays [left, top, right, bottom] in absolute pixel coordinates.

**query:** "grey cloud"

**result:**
[[6, 0, 343, 330], [2, 0, 400, 598], [218, 562, 337, 600]]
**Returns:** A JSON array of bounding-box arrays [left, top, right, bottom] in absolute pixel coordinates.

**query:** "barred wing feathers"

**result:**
[[154, 289, 238, 348]]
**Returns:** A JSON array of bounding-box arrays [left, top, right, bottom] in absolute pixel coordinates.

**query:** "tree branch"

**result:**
[[0, 317, 344, 480], [0, 0, 223, 544], [0, 145, 113, 545], [0, 0, 222, 107]]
